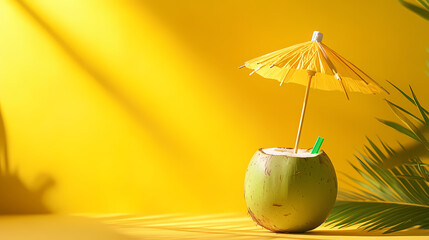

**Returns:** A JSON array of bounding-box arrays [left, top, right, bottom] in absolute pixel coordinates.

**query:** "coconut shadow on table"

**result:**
[[0, 106, 55, 214]]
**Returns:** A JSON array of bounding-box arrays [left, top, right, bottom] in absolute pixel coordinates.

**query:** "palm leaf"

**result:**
[[386, 80, 429, 115], [377, 82, 429, 168], [386, 100, 428, 144], [377, 118, 419, 141], [362, 143, 427, 203], [378, 100, 424, 124], [327, 201, 429, 233], [323, 3, 429, 226], [417, 0, 429, 10], [326, 136, 429, 232], [398, 0, 429, 21], [409, 86, 429, 123], [330, 12, 429, 227]]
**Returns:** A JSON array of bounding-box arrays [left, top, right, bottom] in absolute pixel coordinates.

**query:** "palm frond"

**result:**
[[327, 201, 429, 233], [376, 118, 419, 141], [398, 0, 429, 21], [380, 100, 425, 124], [409, 85, 429, 123], [337, 7, 429, 230], [386, 80, 429, 116], [377, 82, 429, 168], [363, 142, 428, 204], [326, 83, 429, 233], [386, 100, 427, 143]]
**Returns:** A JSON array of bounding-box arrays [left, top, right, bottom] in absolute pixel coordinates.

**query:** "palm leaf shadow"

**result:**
[[10, 0, 212, 182], [11, 0, 192, 160], [0, 106, 55, 214]]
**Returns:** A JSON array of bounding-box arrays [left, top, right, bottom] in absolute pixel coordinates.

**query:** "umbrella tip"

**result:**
[[311, 31, 323, 42]]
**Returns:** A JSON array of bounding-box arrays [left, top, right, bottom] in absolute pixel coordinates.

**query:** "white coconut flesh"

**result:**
[[261, 147, 322, 157]]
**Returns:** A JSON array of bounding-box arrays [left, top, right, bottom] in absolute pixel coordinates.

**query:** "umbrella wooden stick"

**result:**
[[294, 70, 316, 154]]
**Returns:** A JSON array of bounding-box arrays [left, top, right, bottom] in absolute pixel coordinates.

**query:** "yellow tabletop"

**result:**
[[0, 214, 428, 240]]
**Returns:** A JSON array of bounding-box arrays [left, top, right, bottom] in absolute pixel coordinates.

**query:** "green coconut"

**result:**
[[244, 147, 337, 233]]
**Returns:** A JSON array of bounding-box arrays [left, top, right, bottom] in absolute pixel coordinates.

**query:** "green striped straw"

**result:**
[[311, 136, 324, 154]]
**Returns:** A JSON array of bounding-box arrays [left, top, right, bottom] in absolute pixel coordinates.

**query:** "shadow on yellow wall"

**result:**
[[13, 0, 195, 164], [0, 107, 54, 214], [1, 0, 428, 214]]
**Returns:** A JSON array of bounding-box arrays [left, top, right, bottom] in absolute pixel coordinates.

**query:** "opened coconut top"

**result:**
[[261, 147, 322, 157]]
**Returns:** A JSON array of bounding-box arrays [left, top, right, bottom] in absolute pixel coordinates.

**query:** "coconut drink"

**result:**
[[239, 31, 387, 232], [244, 147, 337, 232]]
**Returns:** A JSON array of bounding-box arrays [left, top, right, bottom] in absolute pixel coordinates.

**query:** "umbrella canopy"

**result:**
[[240, 31, 388, 98], [239, 31, 388, 153]]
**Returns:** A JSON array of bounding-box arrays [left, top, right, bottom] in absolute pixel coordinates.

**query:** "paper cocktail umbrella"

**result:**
[[240, 31, 388, 153]]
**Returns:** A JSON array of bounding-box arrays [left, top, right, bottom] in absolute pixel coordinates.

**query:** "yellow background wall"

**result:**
[[0, 0, 428, 214]]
